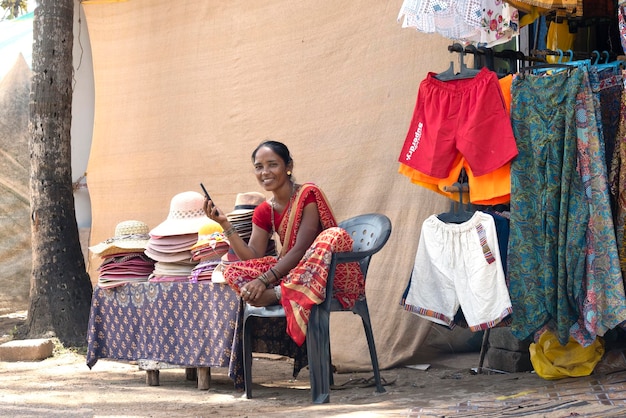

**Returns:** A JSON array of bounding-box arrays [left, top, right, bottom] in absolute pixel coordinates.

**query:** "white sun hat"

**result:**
[[150, 191, 210, 237]]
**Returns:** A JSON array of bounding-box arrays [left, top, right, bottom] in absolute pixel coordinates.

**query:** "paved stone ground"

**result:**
[[410, 370, 626, 417]]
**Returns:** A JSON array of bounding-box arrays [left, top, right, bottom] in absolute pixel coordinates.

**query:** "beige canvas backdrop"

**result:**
[[83, 0, 468, 371], [0, 55, 31, 315]]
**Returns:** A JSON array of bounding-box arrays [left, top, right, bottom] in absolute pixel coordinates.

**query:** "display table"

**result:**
[[86, 281, 244, 390]]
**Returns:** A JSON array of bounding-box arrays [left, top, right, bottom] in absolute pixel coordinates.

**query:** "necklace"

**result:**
[[270, 182, 297, 235]]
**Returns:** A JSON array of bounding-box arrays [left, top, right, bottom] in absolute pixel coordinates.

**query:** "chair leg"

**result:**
[[354, 302, 385, 394], [306, 304, 331, 404], [328, 341, 334, 387], [243, 316, 254, 399]]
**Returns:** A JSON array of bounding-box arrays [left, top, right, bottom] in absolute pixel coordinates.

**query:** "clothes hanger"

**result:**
[[518, 50, 573, 77], [435, 60, 456, 80], [563, 50, 590, 69], [518, 63, 573, 76], [464, 45, 481, 69], [437, 170, 474, 224], [591, 50, 601, 65], [435, 43, 481, 81], [437, 183, 474, 224], [592, 50, 623, 73], [477, 46, 495, 71]]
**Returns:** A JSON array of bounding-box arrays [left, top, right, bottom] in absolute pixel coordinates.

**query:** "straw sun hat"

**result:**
[[226, 192, 267, 216], [150, 191, 210, 237], [191, 219, 224, 248], [89, 220, 151, 258]]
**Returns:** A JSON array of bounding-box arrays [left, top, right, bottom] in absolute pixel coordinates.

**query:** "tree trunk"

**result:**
[[25, 0, 93, 347]]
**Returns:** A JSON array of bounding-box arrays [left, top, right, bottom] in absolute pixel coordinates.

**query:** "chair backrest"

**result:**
[[337, 213, 392, 278]]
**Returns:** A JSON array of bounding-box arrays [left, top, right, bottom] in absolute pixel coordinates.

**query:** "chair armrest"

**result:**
[[244, 304, 285, 319], [334, 250, 377, 264]]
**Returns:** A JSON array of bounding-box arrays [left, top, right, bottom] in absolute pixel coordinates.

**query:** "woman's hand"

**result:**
[[240, 277, 268, 304], [203, 198, 227, 223]]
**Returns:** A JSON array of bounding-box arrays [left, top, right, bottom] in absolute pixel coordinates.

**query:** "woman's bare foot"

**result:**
[[248, 288, 279, 307]]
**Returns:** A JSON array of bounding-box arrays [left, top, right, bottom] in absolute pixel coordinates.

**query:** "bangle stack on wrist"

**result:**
[[271, 267, 283, 280], [257, 274, 270, 288], [223, 227, 236, 237]]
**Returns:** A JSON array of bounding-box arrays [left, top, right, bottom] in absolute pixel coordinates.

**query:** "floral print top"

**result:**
[[398, 0, 519, 47]]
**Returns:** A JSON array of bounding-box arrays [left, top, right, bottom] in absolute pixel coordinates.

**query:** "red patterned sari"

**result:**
[[224, 183, 364, 346]]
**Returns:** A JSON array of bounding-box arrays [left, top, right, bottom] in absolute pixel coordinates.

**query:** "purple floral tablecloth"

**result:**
[[86, 281, 244, 389]]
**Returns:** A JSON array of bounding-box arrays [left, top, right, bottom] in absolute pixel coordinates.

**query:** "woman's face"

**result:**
[[253, 146, 291, 192]]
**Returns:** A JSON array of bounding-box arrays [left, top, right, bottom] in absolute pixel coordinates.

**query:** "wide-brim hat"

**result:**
[[153, 261, 195, 276], [226, 191, 266, 216], [211, 262, 227, 283], [221, 247, 241, 263], [190, 220, 225, 251], [191, 241, 229, 261], [150, 191, 209, 237], [147, 234, 198, 253], [144, 247, 193, 263], [89, 220, 151, 258]]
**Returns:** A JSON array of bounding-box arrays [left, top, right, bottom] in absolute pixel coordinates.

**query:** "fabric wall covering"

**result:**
[[0, 55, 31, 315], [83, 0, 458, 371]]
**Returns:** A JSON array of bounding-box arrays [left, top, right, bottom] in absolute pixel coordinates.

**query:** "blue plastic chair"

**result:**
[[242, 213, 392, 404]]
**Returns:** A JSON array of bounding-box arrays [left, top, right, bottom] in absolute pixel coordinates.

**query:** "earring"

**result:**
[[287, 171, 292, 176]]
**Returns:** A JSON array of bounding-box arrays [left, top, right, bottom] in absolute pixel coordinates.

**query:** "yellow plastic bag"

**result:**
[[529, 331, 604, 380]]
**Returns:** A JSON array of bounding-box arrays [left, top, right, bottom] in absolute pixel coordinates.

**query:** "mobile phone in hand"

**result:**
[[200, 183, 219, 215]]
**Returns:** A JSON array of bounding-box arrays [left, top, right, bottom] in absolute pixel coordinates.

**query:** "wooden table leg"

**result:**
[[197, 367, 211, 390], [185, 367, 197, 381], [146, 370, 160, 386]]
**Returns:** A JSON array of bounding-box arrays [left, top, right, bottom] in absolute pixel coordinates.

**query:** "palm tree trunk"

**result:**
[[26, 0, 93, 347]]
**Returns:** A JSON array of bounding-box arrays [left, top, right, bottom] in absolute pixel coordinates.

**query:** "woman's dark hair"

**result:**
[[251, 140, 293, 166]]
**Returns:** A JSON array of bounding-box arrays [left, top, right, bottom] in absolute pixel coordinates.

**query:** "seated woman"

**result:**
[[203, 140, 364, 346]]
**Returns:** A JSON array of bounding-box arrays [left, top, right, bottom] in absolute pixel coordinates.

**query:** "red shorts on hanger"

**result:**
[[398, 68, 518, 178]]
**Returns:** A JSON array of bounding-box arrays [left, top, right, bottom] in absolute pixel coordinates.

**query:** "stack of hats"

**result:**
[[189, 221, 228, 283], [225, 192, 267, 241], [89, 220, 155, 289], [145, 191, 210, 282], [212, 192, 277, 283]]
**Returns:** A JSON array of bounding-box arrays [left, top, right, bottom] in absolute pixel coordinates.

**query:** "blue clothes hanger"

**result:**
[[592, 50, 623, 74], [519, 49, 572, 77], [564, 49, 590, 69], [518, 63, 572, 76], [591, 50, 601, 65]]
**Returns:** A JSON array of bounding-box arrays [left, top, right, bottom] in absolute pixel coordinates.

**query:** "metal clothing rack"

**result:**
[[530, 48, 623, 66], [440, 167, 500, 375], [446, 43, 543, 75], [447, 44, 622, 76], [439, 169, 491, 374]]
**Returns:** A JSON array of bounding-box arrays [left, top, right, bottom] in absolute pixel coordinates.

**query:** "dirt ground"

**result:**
[[2, 312, 626, 418]]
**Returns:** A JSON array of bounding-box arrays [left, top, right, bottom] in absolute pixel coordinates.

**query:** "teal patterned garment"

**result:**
[[508, 68, 588, 346], [570, 66, 626, 345]]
